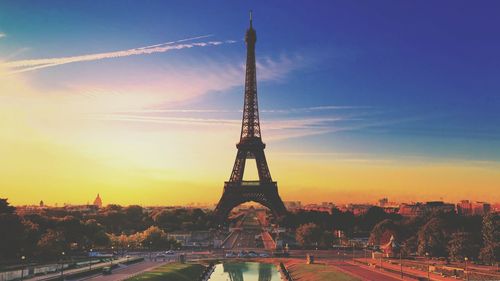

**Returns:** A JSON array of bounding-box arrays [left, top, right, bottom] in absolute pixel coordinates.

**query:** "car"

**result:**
[[165, 250, 175, 255], [238, 251, 248, 258], [156, 254, 166, 258], [102, 267, 112, 275], [259, 253, 270, 258], [225, 252, 236, 258], [248, 251, 258, 257]]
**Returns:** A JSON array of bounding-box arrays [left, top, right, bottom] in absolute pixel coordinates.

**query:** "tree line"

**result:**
[[1, 198, 498, 265], [0, 199, 213, 263], [291, 206, 499, 264]]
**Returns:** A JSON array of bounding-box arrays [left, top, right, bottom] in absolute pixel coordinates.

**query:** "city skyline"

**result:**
[[2, 1, 500, 206]]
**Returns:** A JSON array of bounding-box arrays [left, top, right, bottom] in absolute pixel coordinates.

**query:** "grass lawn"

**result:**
[[125, 263, 205, 281], [289, 263, 361, 281]]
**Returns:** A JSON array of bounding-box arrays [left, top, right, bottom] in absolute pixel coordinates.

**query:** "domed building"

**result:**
[[93, 194, 103, 208]]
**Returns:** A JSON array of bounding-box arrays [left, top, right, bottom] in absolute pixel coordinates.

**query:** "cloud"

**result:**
[[62, 53, 307, 110], [0, 33, 5, 39], [90, 110, 355, 142], [3, 35, 235, 74], [119, 105, 365, 114]]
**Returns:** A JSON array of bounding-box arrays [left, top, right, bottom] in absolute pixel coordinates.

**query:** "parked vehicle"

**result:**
[[248, 251, 258, 257], [225, 252, 237, 258]]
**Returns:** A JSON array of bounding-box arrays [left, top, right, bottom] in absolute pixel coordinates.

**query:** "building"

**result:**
[[457, 200, 491, 216], [284, 201, 302, 211], [302, 204, 334, 214], [344, 204, 372, 215], [377, 198, 400, 214], [93, 194, 103, 208], [424, 201, 455, 213], [398, 203, 425, 217], [398, 201, 455, 217]]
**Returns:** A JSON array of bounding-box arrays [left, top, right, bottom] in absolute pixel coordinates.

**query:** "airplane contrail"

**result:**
[[4, 35, 234, 74]]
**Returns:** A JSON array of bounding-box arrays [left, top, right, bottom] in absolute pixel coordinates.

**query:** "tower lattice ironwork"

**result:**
[[214, 12, 287, 221]]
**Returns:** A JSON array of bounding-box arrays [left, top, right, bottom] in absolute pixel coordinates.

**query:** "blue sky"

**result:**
[[1, 1, 500, 204]]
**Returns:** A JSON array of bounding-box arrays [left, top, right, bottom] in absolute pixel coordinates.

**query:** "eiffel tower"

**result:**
[[214, 12, 287, 221]]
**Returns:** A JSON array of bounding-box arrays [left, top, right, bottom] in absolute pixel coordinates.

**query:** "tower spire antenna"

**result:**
[[249, 10, 253, 27]]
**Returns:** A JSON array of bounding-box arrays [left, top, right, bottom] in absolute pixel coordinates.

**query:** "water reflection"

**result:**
[[208, 262, 280, 281]]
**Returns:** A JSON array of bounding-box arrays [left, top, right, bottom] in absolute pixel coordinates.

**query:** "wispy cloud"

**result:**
[[119, 105, 367, 114], [90, 110, 356, 141], [92, 114, 240, 127], [3, 35, 235, 74], [0, 33, 5, 39]]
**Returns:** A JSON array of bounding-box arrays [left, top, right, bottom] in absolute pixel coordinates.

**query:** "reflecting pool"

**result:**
[[207, 262, 281, 281]]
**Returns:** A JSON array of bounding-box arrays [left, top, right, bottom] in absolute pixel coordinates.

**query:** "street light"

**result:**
[[127, 244, 130, 263], [400, 252, 403, 280], [20, 256, 26, 281], [89, 249, 93, 271], [110, 246, 114, 267], [464, 257, 469, 281], [352, 242, 355, 261], [60, 252, 65, 280], [425, 252, 430, 281], [149, 241, 152, 261]]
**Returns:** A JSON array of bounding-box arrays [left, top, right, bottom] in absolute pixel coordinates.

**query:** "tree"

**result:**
[[58, 216, 85, 246], [142, 226, 175, 250], [296, 223, 322, 248], [0, 198, 16, 214], [417, 218, 449, 257], [84, 219, 110, 247], [0, 199, 25, 260], [37, 230, 67, 259], [448, 232, 480, 261], [369, 219, 399, 246], [320, 231, 335, 248], [360, 206, 395, 232], [124, 205, 150, 233], [401, 236, 417, 257], [152, 208, 212, 232], [331, 208, 355, 234], [479, 213, 500, 264]]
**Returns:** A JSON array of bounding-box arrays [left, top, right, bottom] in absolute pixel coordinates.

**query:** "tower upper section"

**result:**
[[239, 11, 262, 143]]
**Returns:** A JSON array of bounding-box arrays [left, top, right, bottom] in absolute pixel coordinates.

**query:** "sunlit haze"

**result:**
[[1, 1, 500, 206]]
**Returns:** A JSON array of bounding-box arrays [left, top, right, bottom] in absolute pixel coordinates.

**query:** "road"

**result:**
[[332, 261, 403, 281], [28, 257, 134, 281], [74, 260, 165, 281], [222, 208, 274, 250]]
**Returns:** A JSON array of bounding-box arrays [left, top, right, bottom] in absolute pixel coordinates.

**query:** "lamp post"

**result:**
[[20, 256, 26, 281], [149, 241, 152, 261], [364, 248, 367, 265], [352, 242, 355, 261], [425, 252, 430, 281], [89, 249, 93, 271], [464, 257, 469, 281], [60, 251, 65, 280], [127, 244, 130, 263], [400, 252, 403, 280], [110, 246, 114, 267]]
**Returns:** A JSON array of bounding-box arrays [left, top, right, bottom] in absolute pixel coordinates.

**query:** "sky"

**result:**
[[1, 1, 500, 206]]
